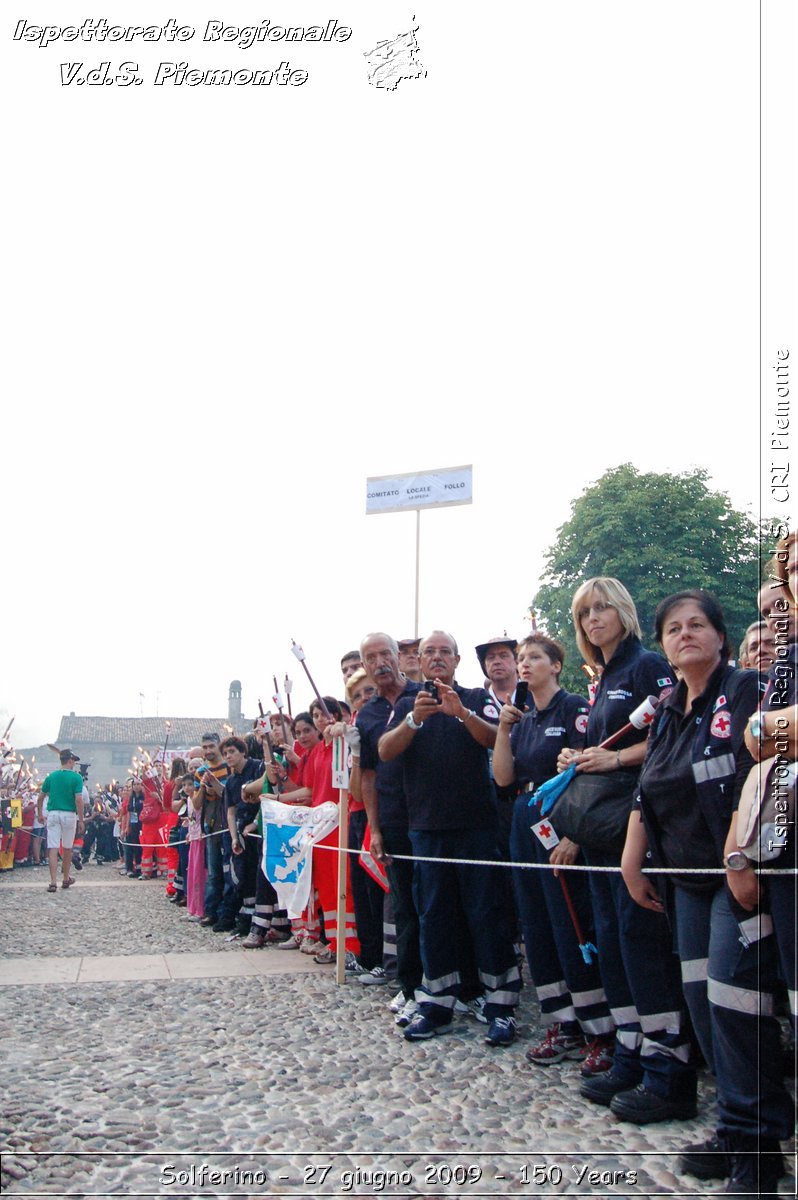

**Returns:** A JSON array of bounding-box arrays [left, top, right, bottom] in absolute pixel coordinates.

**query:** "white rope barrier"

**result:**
[[10, 824, 797, 876]]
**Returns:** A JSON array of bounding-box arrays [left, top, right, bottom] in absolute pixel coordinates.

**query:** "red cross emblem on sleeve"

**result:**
[[710, 711, 732, 739]]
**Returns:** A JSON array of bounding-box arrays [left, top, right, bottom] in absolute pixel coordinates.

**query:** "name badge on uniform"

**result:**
[[531, 818, 560, 850]]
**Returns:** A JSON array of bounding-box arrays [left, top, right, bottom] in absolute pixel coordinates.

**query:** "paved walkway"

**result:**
[[0, 863, 794, 1198]]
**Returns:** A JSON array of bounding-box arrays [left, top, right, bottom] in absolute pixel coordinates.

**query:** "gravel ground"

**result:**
[[0, 863, 794, 1198]]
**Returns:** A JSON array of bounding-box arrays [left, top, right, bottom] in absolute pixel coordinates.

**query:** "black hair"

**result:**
[[654, 589, 731, 662], [220, 736, 247, 755]]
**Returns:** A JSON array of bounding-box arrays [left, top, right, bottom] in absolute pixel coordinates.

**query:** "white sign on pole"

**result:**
[[365, 465, 473, 515]]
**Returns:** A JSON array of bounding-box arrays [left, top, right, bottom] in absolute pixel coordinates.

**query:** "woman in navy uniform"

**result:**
[[493, 634, 615, 1072], [622, 590, 791, 1199], [557, 576, 695, 1123]]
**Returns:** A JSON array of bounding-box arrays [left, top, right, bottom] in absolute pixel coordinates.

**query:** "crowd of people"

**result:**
[[7, 528, 797, 1200]]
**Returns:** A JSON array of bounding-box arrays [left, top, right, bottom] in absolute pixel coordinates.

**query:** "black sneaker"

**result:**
[[199, 915, 216, 927], [579, 1066, 642, 1107], [212, 920, 236, 933], [609, 1083, 697, 1124], [725, 1148, 785, 1198]]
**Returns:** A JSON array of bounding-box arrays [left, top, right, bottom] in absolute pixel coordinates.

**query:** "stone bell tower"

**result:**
[[228, 680, 242, 728]]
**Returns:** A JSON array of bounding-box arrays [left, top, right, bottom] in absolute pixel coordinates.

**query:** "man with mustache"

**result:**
[[379, 630, 520, 1047]]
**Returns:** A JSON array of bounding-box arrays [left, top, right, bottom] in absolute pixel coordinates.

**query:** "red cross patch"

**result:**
[[531, 818, 560, 849], [575, 713, 588, 734], [710, 710, 731, 739]]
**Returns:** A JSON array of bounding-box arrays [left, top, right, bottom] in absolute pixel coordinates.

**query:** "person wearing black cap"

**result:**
[[475, 637, 519, 708], [38, 750, 85, 892], [397, 639, 423, 683]]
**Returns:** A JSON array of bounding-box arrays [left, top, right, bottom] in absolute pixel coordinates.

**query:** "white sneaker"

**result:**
[[388, 991, 406, 1014], [453, 998, 469, 1015], [359, 965, 389, 986], [276, 935, 300, 950], [394, 998, 420, 1027], [300, 939, 321, 956], [467, 994, 488, 1024]]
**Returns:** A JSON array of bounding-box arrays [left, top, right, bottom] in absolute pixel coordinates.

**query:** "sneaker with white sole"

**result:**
[[345, 952, 366, 978], [403, 1012, 452, 1041], [277, 935, 301, 950], [579, 1033, 615, 1076], [526, 1023, 585, 1066], [466, 994, 488, 1024], [240, 929, 266, 949], [314, 946, 335, 964], [300, 939, 321, 956], [359, 966, 389, 986], [395, 998, 420, 1028], [485, 1016, 517, 1047], [388, 991, 407, 1014]]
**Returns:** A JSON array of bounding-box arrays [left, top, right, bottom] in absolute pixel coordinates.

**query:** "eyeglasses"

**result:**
[[577, 601, 615, 621]]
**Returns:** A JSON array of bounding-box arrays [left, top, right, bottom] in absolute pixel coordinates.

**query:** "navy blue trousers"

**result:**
[[767, 871, 797, 1038], [383, 825, 423, 1000], [674, 884, 794, 1141], [511, 795, 612, 1036], [587, 849, 695, 1100], [349, 809, 385, 970], [410, 827, 521, 1025]]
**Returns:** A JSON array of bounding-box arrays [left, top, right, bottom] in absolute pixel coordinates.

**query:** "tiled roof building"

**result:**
[[49, 682, 248, 784], [56, 716, 232, 746]]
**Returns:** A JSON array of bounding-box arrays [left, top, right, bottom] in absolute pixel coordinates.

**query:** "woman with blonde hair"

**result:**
[[556, 577, 696, 1124]]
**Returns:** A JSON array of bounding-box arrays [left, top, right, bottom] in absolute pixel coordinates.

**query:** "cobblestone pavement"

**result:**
[[0, 863, 794, 1198]]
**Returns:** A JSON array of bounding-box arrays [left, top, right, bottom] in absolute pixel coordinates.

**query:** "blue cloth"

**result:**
[[536, 764, 576, 817]]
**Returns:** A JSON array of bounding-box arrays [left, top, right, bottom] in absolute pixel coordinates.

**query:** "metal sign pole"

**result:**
[[365, 465, 472, 642], [414, 509, 421, 639]]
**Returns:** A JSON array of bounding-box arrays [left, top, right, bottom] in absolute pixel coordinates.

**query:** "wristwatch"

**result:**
[[723, 851, 751, 872], [405, 712, 424, 731], [748, 713, 764, 740]]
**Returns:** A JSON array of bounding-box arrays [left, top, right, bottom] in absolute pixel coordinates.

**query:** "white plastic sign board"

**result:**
[[366, 465, 473, 515]]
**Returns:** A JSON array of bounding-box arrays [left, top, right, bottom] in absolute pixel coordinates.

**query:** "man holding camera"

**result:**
[[379, 631, 520, 1047]]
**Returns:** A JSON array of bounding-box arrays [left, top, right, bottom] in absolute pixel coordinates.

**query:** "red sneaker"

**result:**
[[579, 1034, 615, 1076], [525, 1023, 585, 1065]]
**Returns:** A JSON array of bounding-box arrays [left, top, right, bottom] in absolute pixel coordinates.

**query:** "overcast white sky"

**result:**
[[3, 1, 794, 754]]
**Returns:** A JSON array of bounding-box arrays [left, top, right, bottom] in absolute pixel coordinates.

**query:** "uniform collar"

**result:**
[[530, 687, 564, 718], [596, 633, 640, 670], [662, 660, 728, 717]]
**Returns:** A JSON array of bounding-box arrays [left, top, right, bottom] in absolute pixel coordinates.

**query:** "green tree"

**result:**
[[534, 464, 760, 694]]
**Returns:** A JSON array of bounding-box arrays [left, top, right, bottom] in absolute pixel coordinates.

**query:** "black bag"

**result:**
[[550, 769, 640, 855]]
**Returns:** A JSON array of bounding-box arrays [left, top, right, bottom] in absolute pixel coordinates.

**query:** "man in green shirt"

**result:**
[[38, 750, 85, 891]]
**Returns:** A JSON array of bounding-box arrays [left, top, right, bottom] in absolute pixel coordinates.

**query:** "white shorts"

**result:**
[[46, 810, 78, 850]]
